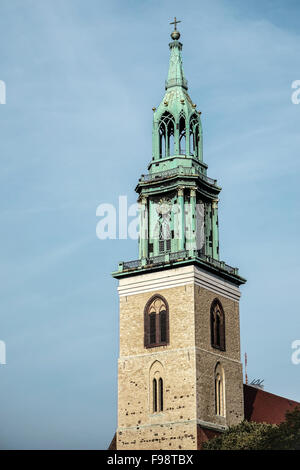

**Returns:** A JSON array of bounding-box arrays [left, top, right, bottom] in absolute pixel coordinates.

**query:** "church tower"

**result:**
[[112, 19, 246, 450]]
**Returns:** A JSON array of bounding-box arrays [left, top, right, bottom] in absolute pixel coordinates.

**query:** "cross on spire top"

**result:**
[[170, 17, 181, 40], [170, 17, 181, 31]]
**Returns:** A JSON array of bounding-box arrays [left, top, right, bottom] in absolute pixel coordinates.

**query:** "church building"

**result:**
[[110, 20, 299, 451]]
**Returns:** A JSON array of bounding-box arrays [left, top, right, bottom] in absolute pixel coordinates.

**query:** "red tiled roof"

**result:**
[[244, 384, 300, 425]]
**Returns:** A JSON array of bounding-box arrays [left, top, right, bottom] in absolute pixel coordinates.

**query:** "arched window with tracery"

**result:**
[[190, 113, 200, 157], [215, 363, 225, 417], [159, 112, 175, 158], [144, 295, 169, 348], [210, 299, 225, 350]]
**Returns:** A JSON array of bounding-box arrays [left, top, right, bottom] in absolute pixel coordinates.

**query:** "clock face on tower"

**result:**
[[153, 197, 172, 242], [156, 197, 172, 216]]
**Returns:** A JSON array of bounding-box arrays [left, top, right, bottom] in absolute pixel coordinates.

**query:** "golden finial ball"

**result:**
[[171, 30, 180, 40]]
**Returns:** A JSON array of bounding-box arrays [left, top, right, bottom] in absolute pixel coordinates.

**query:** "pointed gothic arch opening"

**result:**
[[153, 378, 158, 412], [215, 363, 225, 417], [190, 113, 200, 157], [159, 112, 175, 158], [179, 112, 186, 154], [210, 298, 225, 351], [144, 295, 169, 348], [149, 361, 164, 414], [159, 378, 164, 412]]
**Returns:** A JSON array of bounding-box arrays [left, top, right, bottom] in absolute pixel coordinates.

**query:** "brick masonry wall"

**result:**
[[118, 284, 198, 450], [117, 421, 197, 450], [118, 349, 197, 429], [194, 285, 241, 360], [195, 351, 244, 428], [116, 272, 244, 449], [194, 285, 244, 428], [119, 284, 195, 356]]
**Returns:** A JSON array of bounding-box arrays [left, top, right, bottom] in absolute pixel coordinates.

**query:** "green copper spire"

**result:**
[[166, 18, 188, 90], [150, 20, 203, 170], [113, 20, 245, 288]]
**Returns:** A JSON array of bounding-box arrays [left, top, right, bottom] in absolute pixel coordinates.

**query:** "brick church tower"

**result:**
[[112, 20, 246, 450]]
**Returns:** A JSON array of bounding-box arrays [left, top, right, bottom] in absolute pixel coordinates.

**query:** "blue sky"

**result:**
[[0, 0, 300, 449]]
